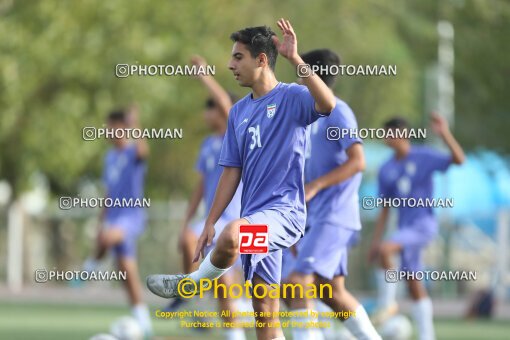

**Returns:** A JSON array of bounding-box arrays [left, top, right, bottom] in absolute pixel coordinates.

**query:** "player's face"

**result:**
[[203, 106, 223, 131], [384, 128, 406, 149], [107, 120, 127, 147], [228, 42, 260, 87]]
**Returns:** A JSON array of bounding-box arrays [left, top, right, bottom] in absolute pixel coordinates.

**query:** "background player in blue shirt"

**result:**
[[368, 115, 465, 340], [283, 49, 381, 340], [83, 105, 152, 336], [147, 18, 336, 340]]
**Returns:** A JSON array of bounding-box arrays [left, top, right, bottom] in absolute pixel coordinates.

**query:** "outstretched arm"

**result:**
[[430, 112, 465, 165], [191, 55, 232, 119], [273, 18, 336, 114], [126, 104, 149, 160]]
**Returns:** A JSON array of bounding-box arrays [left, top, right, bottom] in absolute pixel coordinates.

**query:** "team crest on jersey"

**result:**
[[266, 104, 276, 118]]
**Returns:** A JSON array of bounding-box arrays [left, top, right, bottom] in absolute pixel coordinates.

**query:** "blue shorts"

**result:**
[[105, 214, 146, 258], [389, 218, 438, 272], [242, 209, 302, 285], [294, 223, 357, 280]]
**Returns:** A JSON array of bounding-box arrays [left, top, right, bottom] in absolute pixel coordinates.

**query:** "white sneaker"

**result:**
[[146, 274, 192, 298]]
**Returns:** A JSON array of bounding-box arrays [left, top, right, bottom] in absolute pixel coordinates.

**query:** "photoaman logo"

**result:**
[[239, 225, 268, 254]]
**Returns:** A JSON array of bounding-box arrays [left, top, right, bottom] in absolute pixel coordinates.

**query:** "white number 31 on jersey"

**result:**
[[248, 125, 262, 149]]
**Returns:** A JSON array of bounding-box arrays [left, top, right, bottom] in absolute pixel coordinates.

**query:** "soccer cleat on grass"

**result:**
[[146, 273, 208, 299], [146, 274, 189, 298]]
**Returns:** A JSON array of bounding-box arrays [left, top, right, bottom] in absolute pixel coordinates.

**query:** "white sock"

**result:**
[[132, 304, 152, 335], [315, 299, 331, 314], [83, 258, 99, 273], [291, 309, 323, 340], [314, 300, 335, 339], [375, 269, 397, 308], [224, 328, 246, 340], [189, 252, 230, 283], [412, 297, 435, 340], [343, 305, 381, 340]]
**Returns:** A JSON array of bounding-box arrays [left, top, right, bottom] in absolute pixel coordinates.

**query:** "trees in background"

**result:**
[[0, 0, 508, 198]]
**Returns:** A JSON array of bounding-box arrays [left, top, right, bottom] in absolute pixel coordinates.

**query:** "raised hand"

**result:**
[[190, 55, 207, 68], [126, 103, 140, 128], [430, 112, 449, 137], [430, 111, 465, 164], [273, 18, 300, 63]]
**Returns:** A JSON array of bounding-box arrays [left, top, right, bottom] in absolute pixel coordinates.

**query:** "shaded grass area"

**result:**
[[0, 302, 508, 340]]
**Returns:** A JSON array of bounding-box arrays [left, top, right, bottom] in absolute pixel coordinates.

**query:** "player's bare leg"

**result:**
[[316, 275, 358, 313], [408, 278, 428, 301], [315, 275, 380, 340], [379, 242, 401, 270], [118, 256, 152, 335], [85, 226, 152, 335], [284, 272, 315, 309], [118, 257, 143, 305], [217, 274, 237, 322], [210, 219, 247, 268], [99, 227, 124, 247], [217, 274, 247, 340], [284, 273, 323, 340], [84, 227, 124, 273], [252, 274, 284, 340], [179, 227, 199, 273], [93, 237, 108, 261]]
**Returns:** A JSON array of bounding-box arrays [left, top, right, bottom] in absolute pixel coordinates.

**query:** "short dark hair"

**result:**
[[108, 109, 127, 124], [301, 49, 341, 87], [383, 116, 410, 130], [205, 92, 238, 109], [230, 26, 278, 70]]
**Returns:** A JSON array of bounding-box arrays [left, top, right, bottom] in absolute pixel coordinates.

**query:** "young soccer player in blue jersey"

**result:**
[[83, 105, 152, 336], [147, 19, 336, 340], [368, 115, 465, 340], [283, 49, 381, 340]]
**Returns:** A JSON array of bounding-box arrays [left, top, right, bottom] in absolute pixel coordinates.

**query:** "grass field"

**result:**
[[0, 302, 508, 340]]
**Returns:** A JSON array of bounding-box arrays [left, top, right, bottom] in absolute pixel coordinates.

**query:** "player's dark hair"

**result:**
[[230, 26, 278, 70], [384, 117, 409, 130], [108, 109, 127, 124], [205, 92, 239, 109], [300, 49, 341, 87]]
